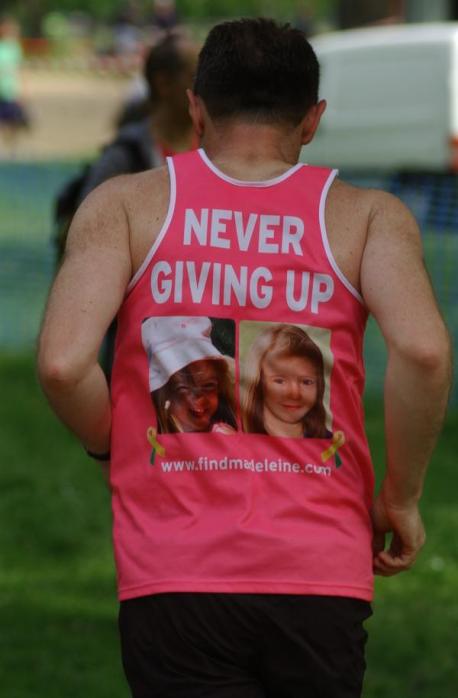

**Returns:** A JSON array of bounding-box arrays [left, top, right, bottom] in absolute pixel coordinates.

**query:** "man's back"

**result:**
[[99, 150, 374, 601], [72, 140, 450, 552]]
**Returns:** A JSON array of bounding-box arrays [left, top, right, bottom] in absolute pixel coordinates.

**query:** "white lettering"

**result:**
[[285, 270, 310, 311], [187, 261, 211, 303], [229, 458, 243, 470], [282, 216, 304, 255], [210, 209, 232, 249], [223, 265, 248, 306], [173, 261, 183, 302], [212, 262, 221, 305], [305, 463, 332, 477], [250, 267, 273, 309], [151, 261, 172, 303], [183, 208, 304, 254], [311, 274, 334, 314], [259, 215, 280, 253], [234, 211, 258, 251], [183, 208, 208, 245]]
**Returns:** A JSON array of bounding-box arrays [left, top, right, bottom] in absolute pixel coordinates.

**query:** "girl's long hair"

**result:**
[[241, 324, 328, 437]]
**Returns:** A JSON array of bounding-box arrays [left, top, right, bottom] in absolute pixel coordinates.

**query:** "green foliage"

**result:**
[[178, 0, 321, 20], [5, 0, 334, 30], [4, 0, 122, 23], [1, 354, 457, 697]]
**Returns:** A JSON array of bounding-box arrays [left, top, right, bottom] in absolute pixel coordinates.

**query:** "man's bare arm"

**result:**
[[37, 177, 132, 455], [361, 191, 452, 576]]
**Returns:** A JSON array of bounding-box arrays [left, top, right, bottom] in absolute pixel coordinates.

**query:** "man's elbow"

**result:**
[[394, 329, 452, 376], [37, 349, 82, 394]]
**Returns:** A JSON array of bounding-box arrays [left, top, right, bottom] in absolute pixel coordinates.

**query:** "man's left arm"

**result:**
[[37, 177, 132, 456]]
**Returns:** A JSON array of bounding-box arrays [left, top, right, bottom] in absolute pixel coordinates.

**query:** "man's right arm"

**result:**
[[360, 191, 452, 576]]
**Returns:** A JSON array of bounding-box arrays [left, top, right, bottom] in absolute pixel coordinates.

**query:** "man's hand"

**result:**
[[371, 491, 426, 576]]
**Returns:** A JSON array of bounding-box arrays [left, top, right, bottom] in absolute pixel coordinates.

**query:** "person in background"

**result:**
[[112, 4, 142, 58], [78, 31, 198, 203], [0, 16, 29, 154], [293, 1, 316, 37], [149, 0, 179, 32], [75, 32, 198, 376]]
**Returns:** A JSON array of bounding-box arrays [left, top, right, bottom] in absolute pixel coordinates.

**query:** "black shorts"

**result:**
[[119, 593, 372, 698]]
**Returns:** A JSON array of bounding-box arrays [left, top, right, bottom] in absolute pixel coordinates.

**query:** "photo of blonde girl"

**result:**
[[240, 323, 331, 438], [142, 316, 237, 434]]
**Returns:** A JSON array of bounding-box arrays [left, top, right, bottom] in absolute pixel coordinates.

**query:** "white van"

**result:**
[[303, 23, 458, 170]]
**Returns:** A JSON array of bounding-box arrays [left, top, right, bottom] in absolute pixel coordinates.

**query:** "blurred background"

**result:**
[[1, 1, 457, 697]]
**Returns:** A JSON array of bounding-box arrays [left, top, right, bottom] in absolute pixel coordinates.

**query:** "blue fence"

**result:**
[[0, 162, 456, 402]]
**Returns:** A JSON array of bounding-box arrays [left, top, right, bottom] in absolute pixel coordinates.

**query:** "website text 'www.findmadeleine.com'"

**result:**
[[160, 456, 332, 477]]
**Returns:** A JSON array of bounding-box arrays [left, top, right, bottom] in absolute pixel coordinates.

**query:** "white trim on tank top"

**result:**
[[319, 169, 365, 305], [126, 157, 177, 294], [198, 148, 304, 187]]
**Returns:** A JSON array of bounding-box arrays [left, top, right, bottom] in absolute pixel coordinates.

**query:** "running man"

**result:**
[[38, 18, 451, 698]]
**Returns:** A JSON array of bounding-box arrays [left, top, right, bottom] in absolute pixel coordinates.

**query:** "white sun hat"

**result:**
[[141, 316, 225, 391]]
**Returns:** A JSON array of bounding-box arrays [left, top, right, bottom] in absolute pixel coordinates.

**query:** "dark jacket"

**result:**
[[78, 118, 158, 204]]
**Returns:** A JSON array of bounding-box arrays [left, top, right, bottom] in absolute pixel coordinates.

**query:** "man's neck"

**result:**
[[200, 121, 303, 181]]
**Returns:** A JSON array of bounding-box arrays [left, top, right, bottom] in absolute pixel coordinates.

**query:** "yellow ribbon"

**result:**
[[147, 427, 166, 458], [321, 431, 346, 463]]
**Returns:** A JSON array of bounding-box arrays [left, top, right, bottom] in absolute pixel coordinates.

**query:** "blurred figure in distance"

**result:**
[[0, 16, 30, 156]]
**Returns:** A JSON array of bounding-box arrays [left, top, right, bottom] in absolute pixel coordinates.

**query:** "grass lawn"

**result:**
[[1, 353, 457, 697]]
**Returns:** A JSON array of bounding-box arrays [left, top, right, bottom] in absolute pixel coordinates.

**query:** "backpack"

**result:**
[[52, 136, 150, 262]]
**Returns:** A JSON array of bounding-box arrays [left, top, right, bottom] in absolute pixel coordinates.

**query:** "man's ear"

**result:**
[[300, 99, 327, 145], [187, 90, 205, 137]]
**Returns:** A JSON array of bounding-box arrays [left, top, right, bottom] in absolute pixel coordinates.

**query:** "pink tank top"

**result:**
[[110, 149, 375, 602]]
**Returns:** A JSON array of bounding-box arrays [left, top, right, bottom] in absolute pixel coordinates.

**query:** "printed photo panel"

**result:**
[[141, 315, 237, 434], [239, 321, 333, 438]]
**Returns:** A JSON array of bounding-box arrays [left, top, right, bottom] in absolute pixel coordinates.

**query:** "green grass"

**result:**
[[1, 353, 457, 697], [0, 353, 126, 697], [364, 401, 458, 697]]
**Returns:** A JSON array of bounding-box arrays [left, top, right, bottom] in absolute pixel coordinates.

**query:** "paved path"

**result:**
[[1, 68, 130, 160]]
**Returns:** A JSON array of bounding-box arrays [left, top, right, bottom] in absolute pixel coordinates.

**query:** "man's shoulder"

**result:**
[[84, 164, 169, 208], [331, 177, 399, 207], [122, 165, 170, 215], [322, 177, 417, 292], [107, 166, 171, 245], [329, 178, 414, 232], [68, 165, 170, 266]]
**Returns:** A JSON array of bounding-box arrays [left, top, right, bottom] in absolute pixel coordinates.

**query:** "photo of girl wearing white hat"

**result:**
[[142, 316, 237, 434]]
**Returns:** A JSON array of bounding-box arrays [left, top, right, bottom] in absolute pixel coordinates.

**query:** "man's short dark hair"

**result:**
[[194, 18, 320, 126]]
